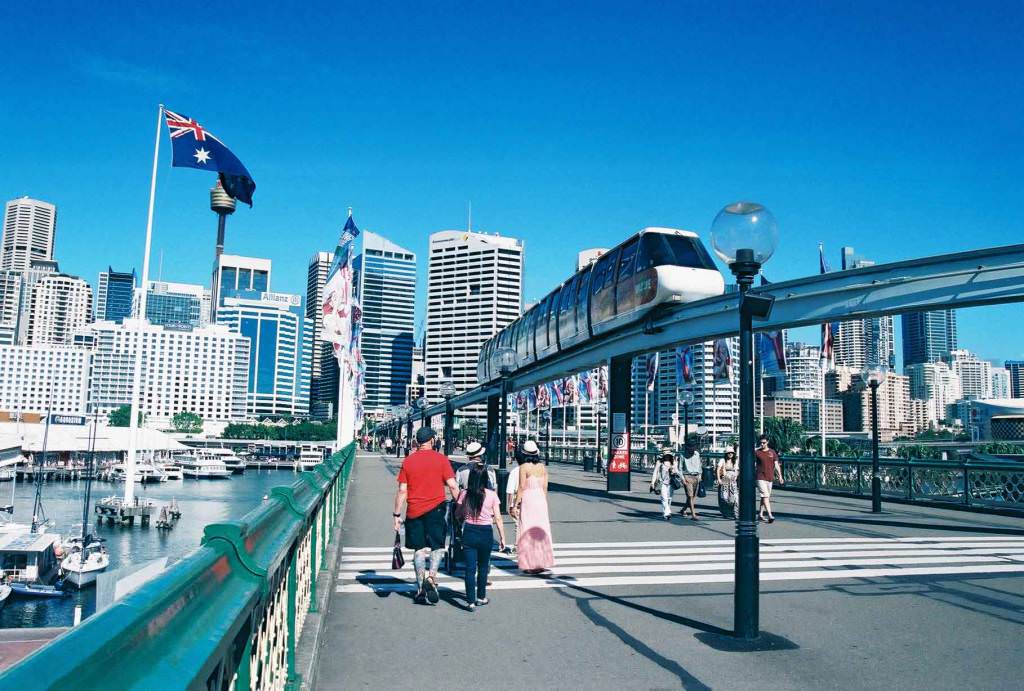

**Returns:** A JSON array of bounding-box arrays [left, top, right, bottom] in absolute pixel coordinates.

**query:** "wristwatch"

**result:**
[[392, 513, 401, 518]]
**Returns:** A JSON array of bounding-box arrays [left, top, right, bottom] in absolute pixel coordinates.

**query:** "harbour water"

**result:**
[[0, 469, 298, 629]]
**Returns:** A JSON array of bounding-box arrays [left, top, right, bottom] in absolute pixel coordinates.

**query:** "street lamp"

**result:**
[[861, 364, 889, 513], [396, 405, 411, 456], [711, 200, 778, 641], [678, 388, 695, 446], [416, 396, 428, 428], [491, 347, 519, 470], [439, 380, 457, 455]]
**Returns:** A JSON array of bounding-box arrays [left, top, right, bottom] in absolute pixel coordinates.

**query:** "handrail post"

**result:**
[[963, 459, 971, 506], [320, 500, 329, 570], [308, 514, 319, 613], [286, 550, 301, 690]]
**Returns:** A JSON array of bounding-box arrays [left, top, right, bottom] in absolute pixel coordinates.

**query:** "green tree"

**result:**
[[108, 404, 144, 427], [171, 411, 203, 434], [761, 417, 805, 453]]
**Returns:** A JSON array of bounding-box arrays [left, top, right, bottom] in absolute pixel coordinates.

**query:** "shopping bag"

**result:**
[[696, 480, 707, 498], [391, 531, 405, 570]]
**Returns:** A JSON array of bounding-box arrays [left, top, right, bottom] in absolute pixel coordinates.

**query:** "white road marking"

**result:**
[[336, 535, 1024, 594]]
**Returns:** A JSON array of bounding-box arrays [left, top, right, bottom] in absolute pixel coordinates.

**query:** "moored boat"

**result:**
[[176, 451, 231, 479], [60, 537, 109, 588]]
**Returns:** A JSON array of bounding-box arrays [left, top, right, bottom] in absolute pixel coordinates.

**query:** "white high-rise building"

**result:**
[[835, 248, 895, 371], [905, 361, 961, 424], [354, 231, 416, 418], [0, 271, 22, 345], [991, 367, 1012, 400], [86, 319, 250, 425], [784, 342, 823, 398], [26, 273, 92, 346], [424, 230, 523, 412], [948, 349, 992, 400], [0, 344, 91, 417], [2, 198, 56, 272]]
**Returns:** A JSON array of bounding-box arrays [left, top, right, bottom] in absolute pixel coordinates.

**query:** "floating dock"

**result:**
[[94, 497, 156, 526]]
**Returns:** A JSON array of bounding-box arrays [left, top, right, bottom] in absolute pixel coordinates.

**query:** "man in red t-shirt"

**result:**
[[393, 426, 458, 605], [754, 435, 784, 523]]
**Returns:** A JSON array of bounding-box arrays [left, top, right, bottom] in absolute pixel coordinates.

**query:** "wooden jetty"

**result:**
[[94, 496, 156, 526]]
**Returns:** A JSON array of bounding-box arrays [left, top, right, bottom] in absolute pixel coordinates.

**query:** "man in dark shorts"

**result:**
[[393, 426, 459, 604]]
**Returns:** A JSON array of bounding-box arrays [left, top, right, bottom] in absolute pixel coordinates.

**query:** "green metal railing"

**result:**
[[0, 442, 357, 690]]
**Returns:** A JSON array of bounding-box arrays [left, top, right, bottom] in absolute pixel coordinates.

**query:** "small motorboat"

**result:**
[[9, 579, 69, 598], [0, 583, 11, 609]]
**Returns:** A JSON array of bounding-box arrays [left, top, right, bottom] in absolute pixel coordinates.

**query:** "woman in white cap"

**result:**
[[513, 439, 555, 574], [457, 441, 497, 490]]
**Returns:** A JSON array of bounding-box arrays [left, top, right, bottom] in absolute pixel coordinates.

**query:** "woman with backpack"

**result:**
[[456, 464, 506, 611], [649, 452, 681, 521]]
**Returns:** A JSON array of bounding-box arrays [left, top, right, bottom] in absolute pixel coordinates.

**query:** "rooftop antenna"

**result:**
[[467, 201, 472, 233]]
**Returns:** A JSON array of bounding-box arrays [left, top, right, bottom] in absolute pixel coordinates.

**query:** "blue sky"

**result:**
[[2, 1, 1022, 364]]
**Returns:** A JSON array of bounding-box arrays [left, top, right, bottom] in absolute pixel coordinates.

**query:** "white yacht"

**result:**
[[176, 451, 231, 479], [111, 463, 166, 484], [297, 444, 326, 471], [205, 448, 246, 475], [60, 536, 109, 588], [157, 462, 183, 481]]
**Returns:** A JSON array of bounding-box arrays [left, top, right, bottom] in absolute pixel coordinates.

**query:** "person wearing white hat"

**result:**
[[456, 442, 497, 490], [507, 439, 540, 553]]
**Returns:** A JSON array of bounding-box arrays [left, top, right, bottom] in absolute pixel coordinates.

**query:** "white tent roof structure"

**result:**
[[0, 422, 188, 454]]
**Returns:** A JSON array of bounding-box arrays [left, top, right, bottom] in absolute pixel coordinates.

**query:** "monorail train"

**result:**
[[476, 227, 725, 384]]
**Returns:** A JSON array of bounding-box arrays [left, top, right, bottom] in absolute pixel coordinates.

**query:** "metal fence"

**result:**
[[0, 442, 357, 690], [540, 443, 1024, 512]]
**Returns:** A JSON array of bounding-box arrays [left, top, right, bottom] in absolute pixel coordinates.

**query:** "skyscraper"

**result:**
[[354, 231, 416, 418], [217, 291, 312, 419], [306, 250, 339, 419], [835, 247, 895, 370], [905, 361, 961, 423], [1005, 361, 1024, 399], [25, 273, 92, 346], [424, 230, 523, 410], [96, 267, 136, 323], [948, 349, 991, 400], [902, 310, 957, 366], [2, 197, 56, 272], [137, 281, 210, 329], [214, 254, 271, 304], [0, 271, 22, 345]]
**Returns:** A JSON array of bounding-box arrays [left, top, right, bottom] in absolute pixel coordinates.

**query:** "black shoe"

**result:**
[[768, 516, 775, 523], [664, 515, 671, 521], [413, 590, 427, 605], [424, 576, 439, 604]]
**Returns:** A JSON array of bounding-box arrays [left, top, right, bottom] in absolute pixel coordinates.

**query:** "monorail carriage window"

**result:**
[[575, 267, 592, 335], [558, 275, 578, 341], [546, 289, 560, 349], [516, 314, 530, 361], [536, 295, 552, 350], [589, 247, 620, 324], [636, 233, 716, 271], [614, 239, 639, 315]]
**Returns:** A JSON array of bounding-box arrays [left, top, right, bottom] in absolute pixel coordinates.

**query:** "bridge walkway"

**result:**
[[314, 451, 1024, 690]]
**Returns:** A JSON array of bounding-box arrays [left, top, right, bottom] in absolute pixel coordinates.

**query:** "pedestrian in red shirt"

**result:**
[[754, 435, 784, 523], [393, 427, 458, 605]]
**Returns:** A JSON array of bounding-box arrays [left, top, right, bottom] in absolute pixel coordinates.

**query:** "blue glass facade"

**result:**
[[101, 268, 135, 324], [217, 292, 311, 418], [148, 291, 202, 328]]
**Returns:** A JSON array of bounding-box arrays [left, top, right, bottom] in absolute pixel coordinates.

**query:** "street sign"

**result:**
[[50, 414, 86, 426], [609, 432, 630, 474]]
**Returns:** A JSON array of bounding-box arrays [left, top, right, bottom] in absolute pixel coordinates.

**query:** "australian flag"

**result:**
[[164, 109, 256, 205]]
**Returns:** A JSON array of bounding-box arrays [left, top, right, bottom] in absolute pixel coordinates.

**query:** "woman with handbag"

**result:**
[[716, 449, 739, 519], [649, 452, 681, 521], [456, 464, 506, 611]]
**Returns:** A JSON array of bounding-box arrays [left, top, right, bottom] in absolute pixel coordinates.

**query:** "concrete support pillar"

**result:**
[[606, 355, 632, 492]]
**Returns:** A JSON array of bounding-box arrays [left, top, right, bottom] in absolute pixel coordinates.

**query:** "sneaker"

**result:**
[[476, 598, 489, 606], [466, 603, 476, 613], [424, 576, 440, 604]]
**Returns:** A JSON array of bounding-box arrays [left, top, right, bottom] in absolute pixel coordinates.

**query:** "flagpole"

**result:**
[[125, 103, 163, 506], [336, 357, 347, 451], [820, 361, 827, 457]]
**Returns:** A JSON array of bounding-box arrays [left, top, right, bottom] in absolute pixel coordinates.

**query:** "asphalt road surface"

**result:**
[[314, 451, 1024, 690]]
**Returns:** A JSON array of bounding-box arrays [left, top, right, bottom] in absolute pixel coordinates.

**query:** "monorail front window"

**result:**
[[636, 233, 716, 271]]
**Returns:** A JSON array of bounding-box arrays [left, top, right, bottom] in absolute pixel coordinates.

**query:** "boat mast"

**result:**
[[81, 409, 99, 544], [31, 379, 56, 534]]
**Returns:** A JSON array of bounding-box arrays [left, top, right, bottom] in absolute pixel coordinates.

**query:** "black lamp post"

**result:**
[[491, 347, 519, 470], [440, 381, 456, 455], [861, 365, 888, 513], [416, 397, 428, 429], [678, 388, 695, 447], [711, 201, 778, 641]]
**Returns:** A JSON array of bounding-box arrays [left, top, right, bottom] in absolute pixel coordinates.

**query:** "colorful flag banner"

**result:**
[[577, 371, 592, 405], [713, 339, 733, 382], [645, 352, 659, 392], [527, 388, 537, 410], [756, 331, 787, 375], [598, 366, 608, 401], [561, 375, 578, 406], [675, 345, 695, 386], [536, 384, 551, 409]]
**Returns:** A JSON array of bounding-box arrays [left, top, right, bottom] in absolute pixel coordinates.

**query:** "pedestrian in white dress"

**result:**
[[649, 452, 680, 521]]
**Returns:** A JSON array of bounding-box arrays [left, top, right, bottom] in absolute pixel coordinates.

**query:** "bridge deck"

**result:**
[[315, 452, 1024, 690]]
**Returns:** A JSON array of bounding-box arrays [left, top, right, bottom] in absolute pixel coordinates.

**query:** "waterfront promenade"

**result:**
[[315, 451, 1024, 690]]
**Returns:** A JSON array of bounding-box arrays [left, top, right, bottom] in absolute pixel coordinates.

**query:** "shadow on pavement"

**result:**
[[776, 512, 1024, 536]]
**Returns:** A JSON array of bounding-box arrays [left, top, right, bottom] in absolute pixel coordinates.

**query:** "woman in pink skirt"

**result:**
[[512, 441, 555, 574]]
